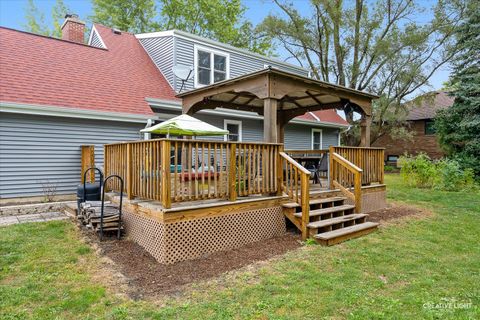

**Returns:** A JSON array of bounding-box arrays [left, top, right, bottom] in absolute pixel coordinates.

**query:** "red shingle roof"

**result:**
[[406, 91, 454, 120], [296, 110, 349, 126], [0, 24, 177, 116]]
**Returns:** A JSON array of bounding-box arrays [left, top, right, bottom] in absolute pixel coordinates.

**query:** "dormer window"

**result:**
[[194, 45, 229, 87]]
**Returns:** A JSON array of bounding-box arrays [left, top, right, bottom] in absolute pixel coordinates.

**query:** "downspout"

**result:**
[[143, 119, 154, 140]]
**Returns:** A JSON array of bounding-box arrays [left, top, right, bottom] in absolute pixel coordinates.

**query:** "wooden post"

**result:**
[[329, 145, 334, 190], [360, 114, 371, 147], [354, 171, 362, 213], [380, 149, 385, 184], [161, 140, 172, 208], [263, 98, 278, 143], [277, 122, 285, 145], [126, 143, 133, 200], [300, 173, 310, 241], [276, 145, 284, 196], [228, 143, 237, 201], [80, 145, 95, 183]]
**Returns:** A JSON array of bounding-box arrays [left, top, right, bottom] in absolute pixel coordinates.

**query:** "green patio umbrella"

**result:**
[[140, 114, 229, 137]]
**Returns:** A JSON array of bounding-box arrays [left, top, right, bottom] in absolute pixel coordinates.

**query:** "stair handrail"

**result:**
[[279, 152, 310, 240], [329, 150, 363, 213]]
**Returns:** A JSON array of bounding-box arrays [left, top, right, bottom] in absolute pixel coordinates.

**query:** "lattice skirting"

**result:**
[[123, 206, 286, 264], [345, 186, 387, 213]]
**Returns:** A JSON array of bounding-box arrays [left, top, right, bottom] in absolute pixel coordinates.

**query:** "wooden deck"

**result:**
[[102, 139, 384, 243]]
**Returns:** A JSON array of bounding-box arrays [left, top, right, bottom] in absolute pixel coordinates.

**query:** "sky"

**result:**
[[0, 0, 450, 91]]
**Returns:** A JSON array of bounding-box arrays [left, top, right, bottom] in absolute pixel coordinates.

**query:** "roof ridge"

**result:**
[[0, 25, 108, 50]]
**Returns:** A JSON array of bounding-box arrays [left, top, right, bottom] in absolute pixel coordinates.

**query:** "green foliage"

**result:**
[[398, 153, 476, 191], [258, 0, 466, 145], [91, 0, 272, 55], [384, 165, 397, 172], [91, 0, 156, 33], [24, 0, 47, 35], [24, 0, 70, 37], [51, 0, 70, 38], [435, 0, 480, 176]]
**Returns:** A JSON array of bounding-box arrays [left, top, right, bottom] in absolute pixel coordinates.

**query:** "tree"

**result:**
[[24, 0, 70, 37], [24, 0, 48, 35], [435, 1, 480, 176], [155, 0, 272, 55], [51, 0, 70, 38], [91, 0, 272, 55], [91, 0, 156, 34], [258, 0, 466, 145]]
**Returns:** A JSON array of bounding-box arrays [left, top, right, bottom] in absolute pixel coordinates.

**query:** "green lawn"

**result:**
[[1, 174, 479, 319]]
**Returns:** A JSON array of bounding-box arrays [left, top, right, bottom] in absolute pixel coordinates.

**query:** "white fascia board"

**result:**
[[146, 97, 349, 129], [0, 101, 154, 123], [136, 29, 307, 74]]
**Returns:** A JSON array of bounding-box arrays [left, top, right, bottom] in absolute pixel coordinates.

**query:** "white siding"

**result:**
[[139, 36, 175, 89], [89, 29, 106, 49], [0, 113, 144, 198], [140, 35, 309, 92]]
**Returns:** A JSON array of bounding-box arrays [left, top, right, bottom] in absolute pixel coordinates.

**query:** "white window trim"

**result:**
[[194, 44, 230, 88], [224, 119, 242, 142], [311, 128, 323, 150]]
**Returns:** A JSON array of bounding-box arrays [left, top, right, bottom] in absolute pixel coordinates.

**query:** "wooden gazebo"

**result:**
[[178, 68, 378, 146], [100, 68, 386, 264]]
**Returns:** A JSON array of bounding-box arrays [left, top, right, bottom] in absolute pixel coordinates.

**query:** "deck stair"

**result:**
[[282, 195, 378, 245]]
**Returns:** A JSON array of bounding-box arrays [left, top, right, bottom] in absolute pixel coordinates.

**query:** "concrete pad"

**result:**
[[0, 216, 19, 226], [17, 214, 44, 222], [40, 212, 64, 219], [45, 216, 69, 221]]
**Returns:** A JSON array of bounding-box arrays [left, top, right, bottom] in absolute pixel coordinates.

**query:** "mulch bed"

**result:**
[[78, 202, 425, 299], [367, 203, 428, 223], [82, 228, 302, 299]]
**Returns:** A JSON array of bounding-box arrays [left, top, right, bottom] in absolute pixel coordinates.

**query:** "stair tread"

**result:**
[[294, 204, 355, 217], [282, 196, 346, 208], [307, 213, 368, 228], [314, 222, 379, 240]]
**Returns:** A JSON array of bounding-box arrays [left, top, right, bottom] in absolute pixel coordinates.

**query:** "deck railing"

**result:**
[[332, 146, 384, 185], [329, 151, 363, 213], [104, 139, 281, 208], [279, 152, 310, 240]]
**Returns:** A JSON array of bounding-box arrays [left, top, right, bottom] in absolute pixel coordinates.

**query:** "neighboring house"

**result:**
[[0, 15, 348, 199], [373, 91, 454, 164]]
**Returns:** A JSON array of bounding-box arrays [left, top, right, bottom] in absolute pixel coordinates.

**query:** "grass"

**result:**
[[1, 174, 479, 319]]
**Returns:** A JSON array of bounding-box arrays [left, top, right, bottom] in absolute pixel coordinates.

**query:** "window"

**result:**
[[425, 119, 436, 135], [311, 129, 323, 150], [194, 45, 229, 87], [387, 155, 399, 162], [224, 120, 242, 142]]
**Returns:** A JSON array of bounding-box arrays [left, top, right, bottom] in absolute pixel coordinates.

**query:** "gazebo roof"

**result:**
[[178, 68, 378, 118]]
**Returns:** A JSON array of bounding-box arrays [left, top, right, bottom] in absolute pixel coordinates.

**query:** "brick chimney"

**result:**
[[61, 14, 85, 43]]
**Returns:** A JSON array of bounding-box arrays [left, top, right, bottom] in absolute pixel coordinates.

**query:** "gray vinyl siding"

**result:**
[[140, 35, 309, 92], [89, 29, 106, 48], [139, 36, 175, 88], [284, 125, 339, 150], [0, 113, 144, 198]]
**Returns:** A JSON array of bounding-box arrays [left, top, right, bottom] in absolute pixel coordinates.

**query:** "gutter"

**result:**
[[0, 101, 154, 123]]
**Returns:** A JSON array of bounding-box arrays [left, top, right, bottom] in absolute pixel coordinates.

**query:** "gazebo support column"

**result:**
[[263, 98, 278, 143], [360, 114, 372, 147]]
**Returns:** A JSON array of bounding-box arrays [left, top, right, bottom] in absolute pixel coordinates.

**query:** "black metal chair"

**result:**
[[315, 154, 329, 187]]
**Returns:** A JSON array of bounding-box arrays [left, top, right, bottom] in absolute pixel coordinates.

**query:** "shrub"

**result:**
[[398, 153, 477, 191], [384, 165, 397, 172]]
